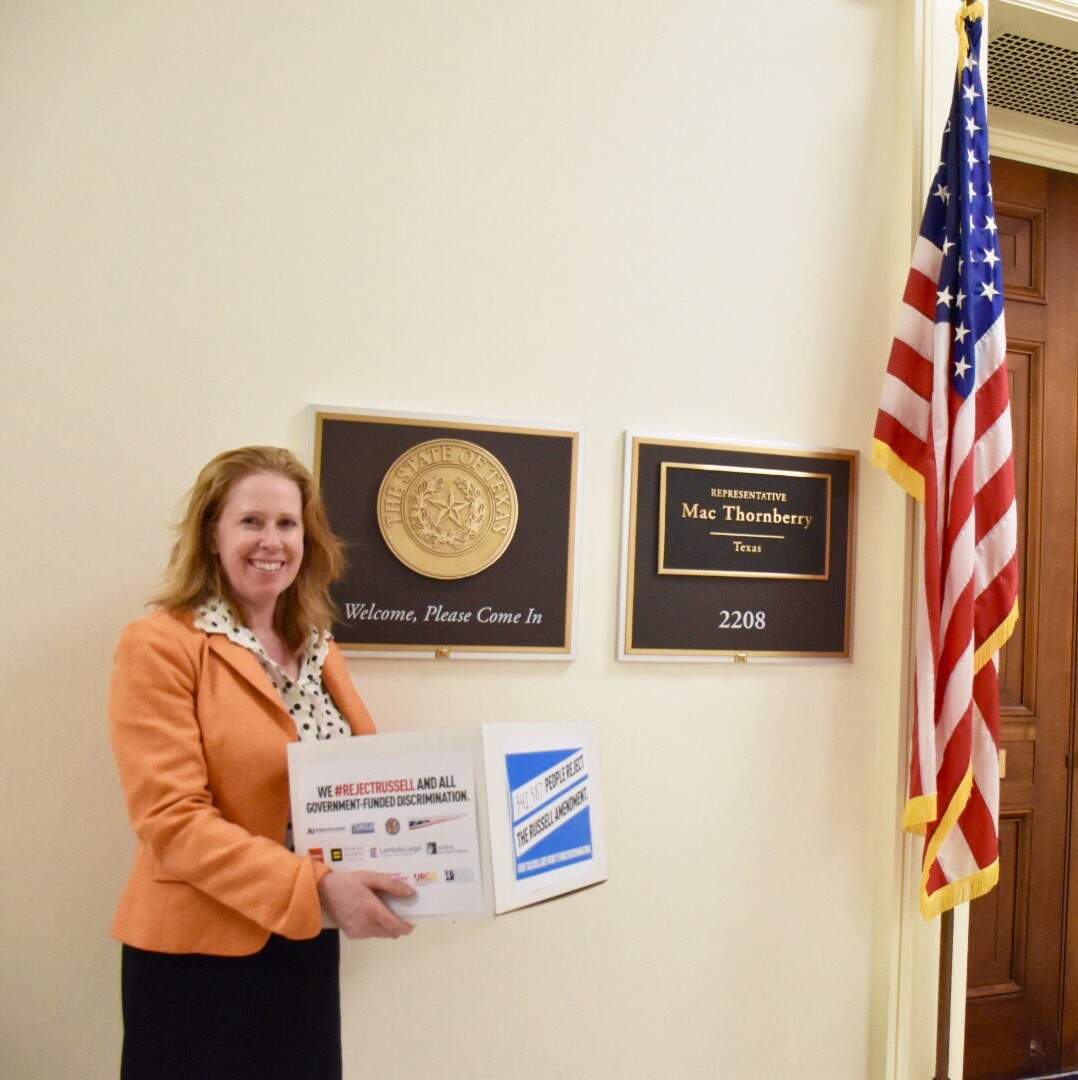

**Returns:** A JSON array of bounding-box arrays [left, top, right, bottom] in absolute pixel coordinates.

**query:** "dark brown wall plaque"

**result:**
[[309, 407, 581, 658], [620, 435, 857, 660]]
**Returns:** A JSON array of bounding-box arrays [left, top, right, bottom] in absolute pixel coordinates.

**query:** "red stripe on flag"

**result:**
[[974, 558, 1019, 648], [926, 857, 950, 897], [903, 268, 939, 321], [973, 662, 1002, 740], [935, 590, 975, 723], [934, 702, 973, 793], [974, 363, 1011, 440], [873, 412, 928, 475], [963, 777, 996, 842], [973, 466, 1015, 544], [884, 335, 934, 400]]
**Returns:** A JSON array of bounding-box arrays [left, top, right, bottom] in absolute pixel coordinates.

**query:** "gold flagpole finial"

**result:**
[[956, 2, 986, 70]]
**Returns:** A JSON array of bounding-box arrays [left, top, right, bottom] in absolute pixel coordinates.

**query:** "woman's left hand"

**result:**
[[317, 869, 416, 939]]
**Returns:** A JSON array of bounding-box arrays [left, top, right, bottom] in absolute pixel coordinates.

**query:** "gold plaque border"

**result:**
[[621, 434, 857, 661], [310, 407, 580, 658]]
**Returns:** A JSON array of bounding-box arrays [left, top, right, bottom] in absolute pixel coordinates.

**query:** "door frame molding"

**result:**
[[992, 127, 1078, 175]]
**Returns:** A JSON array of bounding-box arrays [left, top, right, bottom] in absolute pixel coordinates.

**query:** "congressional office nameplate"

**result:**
[[619, 434, 857, 661], [659, 463, 831, 579]]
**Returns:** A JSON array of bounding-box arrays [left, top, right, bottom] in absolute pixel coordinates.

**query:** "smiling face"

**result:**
[[212, 470, 305, 627]]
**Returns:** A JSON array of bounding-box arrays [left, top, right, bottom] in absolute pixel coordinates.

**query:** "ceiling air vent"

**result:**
[[988, 32, 1078, 126]]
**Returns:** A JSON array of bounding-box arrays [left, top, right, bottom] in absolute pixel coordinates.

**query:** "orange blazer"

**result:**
[[109, 608, 376, 956]]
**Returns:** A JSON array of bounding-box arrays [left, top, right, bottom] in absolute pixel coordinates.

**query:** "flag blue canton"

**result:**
[[920, 17, 1004, 401]]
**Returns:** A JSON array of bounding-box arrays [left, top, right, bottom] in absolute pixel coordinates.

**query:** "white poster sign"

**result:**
[[288, 732, 488, 919]]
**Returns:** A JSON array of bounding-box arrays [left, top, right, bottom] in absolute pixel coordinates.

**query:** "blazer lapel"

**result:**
[[322, 652, 375, 736], [207, 634, 296, 734]]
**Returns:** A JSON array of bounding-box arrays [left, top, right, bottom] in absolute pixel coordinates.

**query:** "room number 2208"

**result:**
[[718, 610, 766, 630]]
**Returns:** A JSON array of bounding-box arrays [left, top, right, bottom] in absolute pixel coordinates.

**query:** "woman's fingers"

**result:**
[[319, 869, 416, 939]]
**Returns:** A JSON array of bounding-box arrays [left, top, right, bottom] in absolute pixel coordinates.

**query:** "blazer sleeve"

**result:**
[[324, 640, 377, 736], [109, 615, 329, 941]]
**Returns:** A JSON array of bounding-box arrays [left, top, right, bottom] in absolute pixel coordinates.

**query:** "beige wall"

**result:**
[[1, 3, 923, 1077]]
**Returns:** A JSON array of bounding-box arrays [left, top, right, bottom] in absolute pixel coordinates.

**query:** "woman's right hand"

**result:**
[[317, 869, 417, 939]]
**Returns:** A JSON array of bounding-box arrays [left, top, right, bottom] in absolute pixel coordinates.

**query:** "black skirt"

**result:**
[[120, 930, 342, 1080]]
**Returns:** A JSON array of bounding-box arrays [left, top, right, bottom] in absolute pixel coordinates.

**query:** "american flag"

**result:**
[[873, 6, 1019, 920]]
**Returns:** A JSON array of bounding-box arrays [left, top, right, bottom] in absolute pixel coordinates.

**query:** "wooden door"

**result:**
[[964, 158, 1078, 1080]]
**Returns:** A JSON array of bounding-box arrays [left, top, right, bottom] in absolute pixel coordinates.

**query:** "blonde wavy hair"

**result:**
[[152, 446, 344, 653]]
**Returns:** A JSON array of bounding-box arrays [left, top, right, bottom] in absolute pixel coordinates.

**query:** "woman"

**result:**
[[109, 446, 414, 1080]]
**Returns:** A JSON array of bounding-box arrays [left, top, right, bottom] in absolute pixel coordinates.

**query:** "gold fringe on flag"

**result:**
[[914, 760, 1001, 918], [974, 599, 1019, 673], [922, 859, 999, 921], [872, 439, 925, 503], [920, 762, 973, 916], [903, 793, 937, 836]]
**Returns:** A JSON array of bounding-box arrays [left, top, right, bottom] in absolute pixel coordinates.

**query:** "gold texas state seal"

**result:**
[[376, 439, 519, 579]]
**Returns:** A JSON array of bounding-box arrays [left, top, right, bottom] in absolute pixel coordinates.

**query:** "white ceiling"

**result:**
[[988, 0, 1078, 157]]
